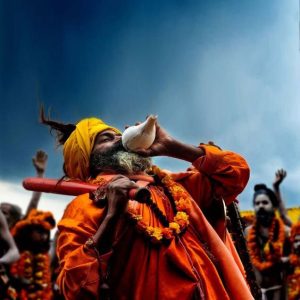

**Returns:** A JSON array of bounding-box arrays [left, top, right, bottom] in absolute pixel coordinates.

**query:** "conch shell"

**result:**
[[122, 115, 157, 151]]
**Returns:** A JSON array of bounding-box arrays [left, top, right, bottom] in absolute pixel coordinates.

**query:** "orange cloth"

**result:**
[[57, 145, 253, 300]]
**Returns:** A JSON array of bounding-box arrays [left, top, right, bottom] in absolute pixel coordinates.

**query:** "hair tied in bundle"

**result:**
[[254, 184, 267, 192]]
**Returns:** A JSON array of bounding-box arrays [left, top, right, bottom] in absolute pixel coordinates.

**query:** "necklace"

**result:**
[[247, 216, 285, 271], [127, 166, 192, 244], [10, 251, 52, 300], [288, 254, 300, 300]]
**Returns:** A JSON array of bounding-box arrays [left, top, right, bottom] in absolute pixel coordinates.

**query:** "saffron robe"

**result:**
[[57, 145, 253, 300]]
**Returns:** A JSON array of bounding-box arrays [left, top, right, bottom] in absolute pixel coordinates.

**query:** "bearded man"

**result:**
[[42, 113, 253, 300], [10, 209, 55, 300], [245, 180, 290, 300]]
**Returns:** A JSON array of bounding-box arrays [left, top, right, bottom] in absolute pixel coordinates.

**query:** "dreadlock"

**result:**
[[40, 105, 76, 145]]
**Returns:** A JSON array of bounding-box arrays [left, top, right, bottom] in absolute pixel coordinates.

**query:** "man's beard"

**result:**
[[255, 208, 275, 227], [90, 140, 152, 177]]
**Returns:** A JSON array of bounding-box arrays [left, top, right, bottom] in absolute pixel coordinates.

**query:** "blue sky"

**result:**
[[0, 0, 299, 222]]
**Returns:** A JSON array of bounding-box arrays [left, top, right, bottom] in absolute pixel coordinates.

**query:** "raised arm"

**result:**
[[135, 121, 249, 207], [24, 150, 48, 218], [134, 119, 205, 161], [273, 169, 292, 227], [0, 211, 20, 264]]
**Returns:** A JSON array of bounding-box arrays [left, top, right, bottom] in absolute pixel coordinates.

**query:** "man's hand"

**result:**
[[126, 119, 174, 157], [32, 150, 48, 175], [105, 175, 139, 218], [126, 117, 204, 162], [92, 176, 139, 253], [273, 169, 287, 189]]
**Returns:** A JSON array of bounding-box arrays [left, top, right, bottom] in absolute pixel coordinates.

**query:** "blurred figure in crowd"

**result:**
[[272, 169, 292, 227], [287, 221, 300, 300], [0, 210, 19, 300], [10, 209, 55, 300], [0, 150, 48, 228], [245, 170, 291, 300]]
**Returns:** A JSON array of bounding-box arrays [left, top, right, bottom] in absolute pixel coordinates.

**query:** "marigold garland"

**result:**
[[288, 222, 300, 300], [0, 263, 18, 300], [127, 166, 192, 244], [10, 251, 53, 300], [247, 216, 285, 271], [288, 255, 300, 300]]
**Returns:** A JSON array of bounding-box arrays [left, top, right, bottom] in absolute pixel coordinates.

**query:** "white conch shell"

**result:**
[[122, 115, 157, 151]]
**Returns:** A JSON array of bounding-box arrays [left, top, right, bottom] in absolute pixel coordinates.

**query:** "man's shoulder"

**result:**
[[62, 193, 96, 219]]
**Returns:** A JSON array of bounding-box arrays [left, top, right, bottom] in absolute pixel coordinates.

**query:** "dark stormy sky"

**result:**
[[0, 0, 299, 222]]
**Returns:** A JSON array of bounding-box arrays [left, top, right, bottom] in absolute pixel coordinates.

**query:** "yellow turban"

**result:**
[[63, 118, 121, 181]]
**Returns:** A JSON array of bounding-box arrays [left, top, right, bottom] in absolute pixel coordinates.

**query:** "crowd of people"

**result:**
[[0, 114, 300, 300]]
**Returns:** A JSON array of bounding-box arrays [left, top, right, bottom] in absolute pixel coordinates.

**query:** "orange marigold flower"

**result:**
[[174, 211, 189, 222], [146, 226, 155, 235], [169, 222, 181, 234], [151, 228, 163, 241]]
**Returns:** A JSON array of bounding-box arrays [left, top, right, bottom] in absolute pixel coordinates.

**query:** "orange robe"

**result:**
[[57, 145, 253, 299]]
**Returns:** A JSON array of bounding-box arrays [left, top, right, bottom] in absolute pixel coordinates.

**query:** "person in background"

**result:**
[[0, 150, 48, 229], [245, 170, 291, 300], [10, 209, 56, 300], [287, 221, 300, 300], [272, 169, 292, 227], [0, 210, 19, 300]]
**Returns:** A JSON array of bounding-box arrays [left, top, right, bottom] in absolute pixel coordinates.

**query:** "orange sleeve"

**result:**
[[181, 144, 250, 207], [56, 194, 109, 300]]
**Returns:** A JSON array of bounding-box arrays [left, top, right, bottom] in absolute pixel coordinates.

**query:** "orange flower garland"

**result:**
[[288, 255, 300, 300], [127, 166, 192, 243], [10, 251, 52, 300], [0, 263, 18, 300], [288, 222, 300, 300], [247, 216, 285, 271]]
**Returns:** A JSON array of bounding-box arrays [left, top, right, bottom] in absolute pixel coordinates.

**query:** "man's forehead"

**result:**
[[98, 129, 121, 136], [254, 194, 271, 202]]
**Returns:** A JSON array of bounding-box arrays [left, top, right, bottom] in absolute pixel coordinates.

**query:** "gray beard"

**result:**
[[110, 151, 152, 174], [90, 146, 152, 177]]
